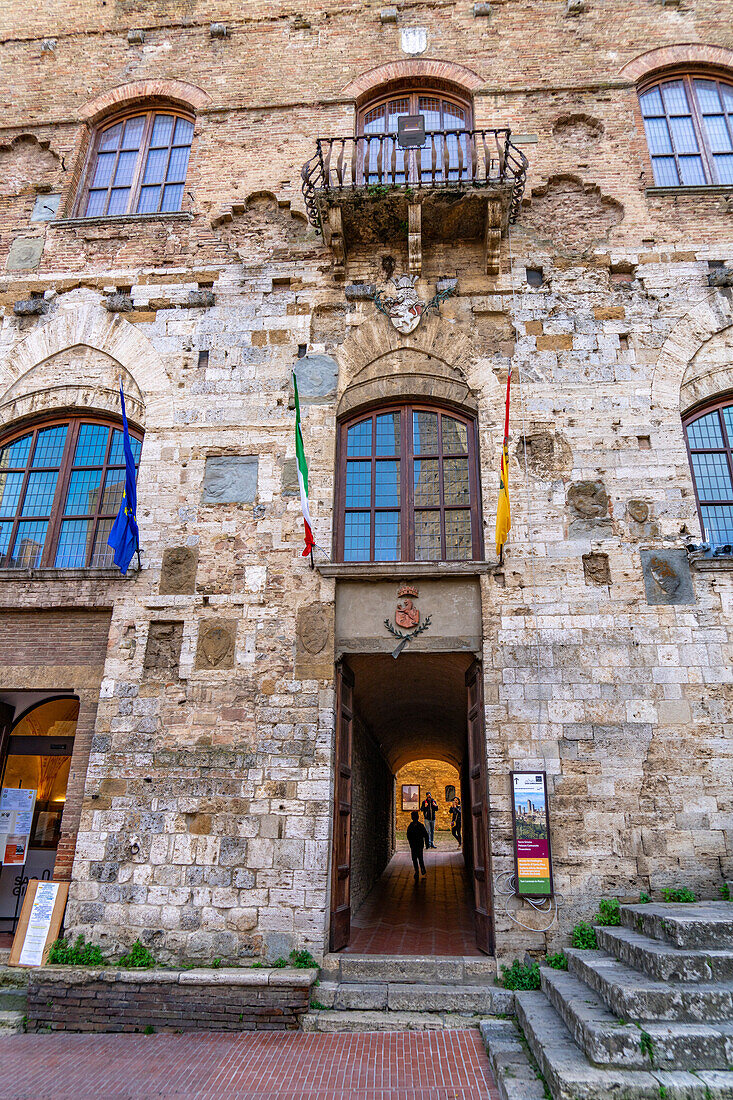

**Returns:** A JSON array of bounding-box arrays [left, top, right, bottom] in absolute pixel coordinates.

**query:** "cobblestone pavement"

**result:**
[[0, 1028, 500, 1099]]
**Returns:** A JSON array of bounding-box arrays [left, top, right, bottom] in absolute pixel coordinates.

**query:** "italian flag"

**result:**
[[293, 371, 315, 558]]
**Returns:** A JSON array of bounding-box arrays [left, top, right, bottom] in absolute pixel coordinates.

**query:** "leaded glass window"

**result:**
[[639, 75, 733, 186], [81, 111, 194, 217], [684, 401, 733, 546], [0, 417, 142, 569], [337, 404, 481, 562]]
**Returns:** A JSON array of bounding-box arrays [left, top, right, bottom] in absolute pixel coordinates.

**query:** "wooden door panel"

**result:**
[[465, 659, 494, 955], [330, 661, 354, 952]]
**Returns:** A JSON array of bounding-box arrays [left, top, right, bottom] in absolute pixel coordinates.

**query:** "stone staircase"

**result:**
[[484, 901, 733, 1100], [302, 953, 512, 1032], [0, 963, 28, 1036]]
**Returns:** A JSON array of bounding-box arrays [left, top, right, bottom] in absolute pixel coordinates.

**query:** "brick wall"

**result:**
[[27, 967, 314, 1033], [395, 761, 460, 834], [350, 718, 394, 915], [0, 609, 112, 880]]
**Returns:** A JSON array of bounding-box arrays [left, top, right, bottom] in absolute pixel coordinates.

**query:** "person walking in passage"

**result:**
[[450, 797, 462, 846], [420, 791, 438, 849], [406, 810, 430, 882]]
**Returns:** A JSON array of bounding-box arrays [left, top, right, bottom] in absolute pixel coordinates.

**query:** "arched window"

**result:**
[[336, 404, 482, 562], [639, 74, 733, 186], [684, 398, 733, 546], [80, 109, 194, 217], [358, 87, 473, 184], [0, 416, 142, 569]]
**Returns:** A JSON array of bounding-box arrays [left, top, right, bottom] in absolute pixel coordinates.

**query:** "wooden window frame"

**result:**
[[357, 88, 473, 135], [639, 70, 733, 186], [0, 415, 143, 570], [683, 396, 733, 544], [75, 106, 194, 218], [335, 402, 483, 563]]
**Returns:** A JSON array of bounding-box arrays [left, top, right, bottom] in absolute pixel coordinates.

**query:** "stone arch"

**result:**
[[335, 313, 499, 419], [341, 59, 485, 104], [618, 43, 733, 83], [650, 291, 733, 412], [79, 79, 211, 124], [0, 298, 172, 429]]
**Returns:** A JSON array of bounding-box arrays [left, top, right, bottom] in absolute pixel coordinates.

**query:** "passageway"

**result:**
[[336, 652, 490, 956]]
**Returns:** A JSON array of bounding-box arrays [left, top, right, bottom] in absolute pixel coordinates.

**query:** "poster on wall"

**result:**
[[510, 772, 554, 897], [0, 788, 37, 867], [401, 785, 420, 812]]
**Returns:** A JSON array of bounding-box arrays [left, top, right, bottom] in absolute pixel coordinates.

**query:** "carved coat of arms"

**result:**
[[384, 583, 431, 658], [374, 275, 455, 335]]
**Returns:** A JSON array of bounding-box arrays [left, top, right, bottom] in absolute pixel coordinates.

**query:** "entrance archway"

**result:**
[[329, 653, 493, 955]]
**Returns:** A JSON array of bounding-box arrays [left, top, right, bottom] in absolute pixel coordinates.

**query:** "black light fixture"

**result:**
[[398, 115, 426, 148]]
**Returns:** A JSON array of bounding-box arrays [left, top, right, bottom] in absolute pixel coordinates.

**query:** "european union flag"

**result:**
[[107, 382, 140, 574]]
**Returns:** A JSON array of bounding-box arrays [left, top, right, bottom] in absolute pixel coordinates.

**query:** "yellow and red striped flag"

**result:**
[[495, 367, 512, 558]]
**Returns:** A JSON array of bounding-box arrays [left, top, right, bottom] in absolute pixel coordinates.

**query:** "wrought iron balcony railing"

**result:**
[[301, 128, 528, 230]]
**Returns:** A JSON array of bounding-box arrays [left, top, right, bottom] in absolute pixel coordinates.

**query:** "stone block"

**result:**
[[583, 552, 611, 586], [203, 456, 258, 504], [293, 355, 339, 401], [195, 619, 237, 669], [159, 547, 198, 594], [295, 602, 334, 679], [567, 480, 609, 521], [281, 457, 300, 496], [31, 193, 60, 222], [640, 549, 695, 606], [7, 236, 44, 271]]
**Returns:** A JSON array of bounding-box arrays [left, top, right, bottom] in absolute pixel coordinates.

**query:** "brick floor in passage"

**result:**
[[0, 1029, 500, 1100], [346, 840, 480, 956]]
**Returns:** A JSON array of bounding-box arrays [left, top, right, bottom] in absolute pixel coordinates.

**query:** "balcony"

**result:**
[[301, 128, 528, 278]]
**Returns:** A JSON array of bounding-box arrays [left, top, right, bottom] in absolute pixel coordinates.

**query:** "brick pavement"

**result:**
[[0, 1029, 500, 1100], [347, 843, 480, 956]]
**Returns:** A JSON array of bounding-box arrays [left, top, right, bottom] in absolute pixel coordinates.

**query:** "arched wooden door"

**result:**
[[330, 660, 354, 951]]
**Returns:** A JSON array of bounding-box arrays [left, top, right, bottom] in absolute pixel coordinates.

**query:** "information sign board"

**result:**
[[0, 788, 37, 867], [510, 771, 554, 897], [9, 879, 69, 968]]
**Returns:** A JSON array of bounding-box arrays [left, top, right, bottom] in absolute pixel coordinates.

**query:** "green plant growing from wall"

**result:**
[[719, 884, 731, 901], [639, 891, 651, 903], [595, 898, 621, 926], [544, 952, 568, 970], [499, 959, 541, 990], [47, 935, 105, 967], [571, 922, 597, 949], [662, 887, 696, 903], [289, 949, 318, 969], [117, 940, 156, 969]]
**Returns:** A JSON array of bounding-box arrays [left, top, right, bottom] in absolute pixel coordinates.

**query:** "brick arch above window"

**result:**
[[619, 44, 733, 84], [79, 79, 210, 124], [341, 59, 484, 106]]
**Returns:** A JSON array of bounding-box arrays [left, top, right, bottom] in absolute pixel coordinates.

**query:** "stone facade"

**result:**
[[0, 0, 731, 967]]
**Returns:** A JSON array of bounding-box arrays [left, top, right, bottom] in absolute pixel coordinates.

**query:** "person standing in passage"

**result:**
[[450, 797, 462, 846], [406, 810, 429, 882], [420, 791, 438, 849]]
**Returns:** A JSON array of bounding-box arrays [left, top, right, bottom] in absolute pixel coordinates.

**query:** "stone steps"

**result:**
[[621, 902, 733, 950], [0, 986, 27, 1013], [302, 1009, 487, 1033], [479, 1018, 549, 1100], [319, 953, 497, 984], [513, 990, 733, 1100], [566, 948, 733, 1022], [541, 965, 733, 1071], [313, 979, 510, 1014], [596, 924, 733, 983], [0, 1009, 25, 1035]]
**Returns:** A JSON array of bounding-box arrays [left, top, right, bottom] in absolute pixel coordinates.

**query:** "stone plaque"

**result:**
[[281, 457, 300, 497], [144, 621, 183, 675], [295, 602, 334, 679], [293, 355, 338, 401], [7, 236, 44, 271], [627, 499, 649, 524], [203, 456, 258, 504], [640, 549, 694, 606], [31, 193, 60, 222], [195, 618, 237, 669], [567, 480, 608, 520], [159, 547, 198, 595], [582, 552, 611, 586]]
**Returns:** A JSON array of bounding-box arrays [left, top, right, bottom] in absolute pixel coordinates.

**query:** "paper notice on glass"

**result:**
[[18, 881, 60, 967], [0, 789, 36, 866]]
